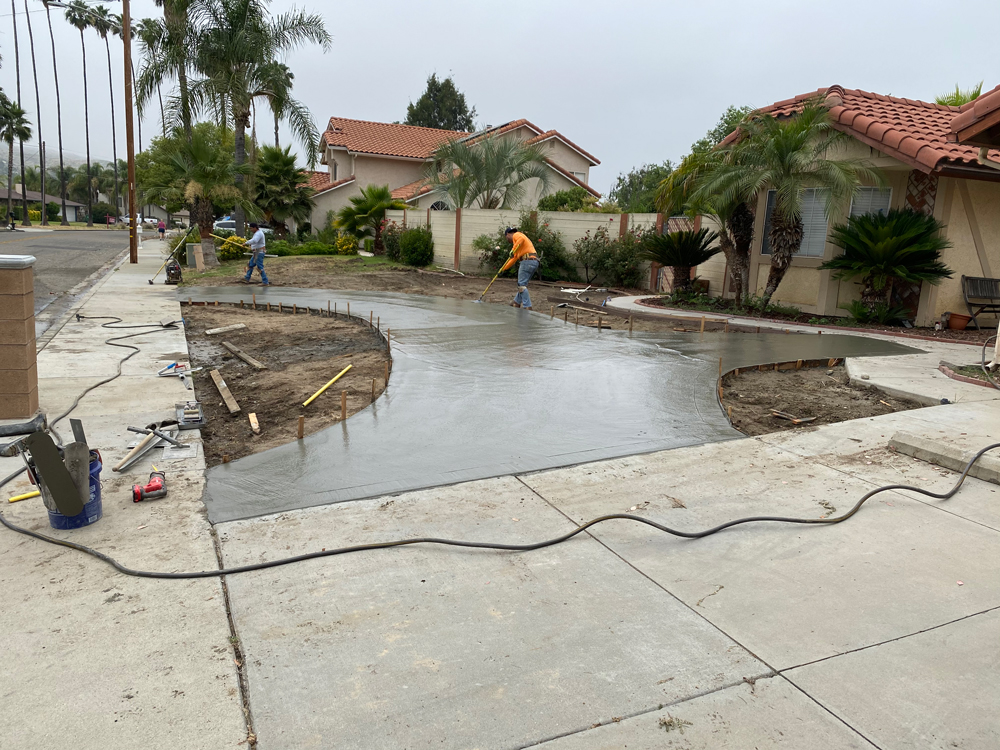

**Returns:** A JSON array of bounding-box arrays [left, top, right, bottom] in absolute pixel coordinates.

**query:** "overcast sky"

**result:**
[[1, 0, 998, 195]]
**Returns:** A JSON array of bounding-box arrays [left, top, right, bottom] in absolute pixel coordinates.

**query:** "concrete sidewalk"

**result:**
[[0, 245, 247, 749], [609, 294, 1000, 406]]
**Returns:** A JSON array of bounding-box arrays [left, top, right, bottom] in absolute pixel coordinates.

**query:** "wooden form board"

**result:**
[[210, 369, 241, 414], [222, 341, 267, 369], [205, 323, 247, 336]]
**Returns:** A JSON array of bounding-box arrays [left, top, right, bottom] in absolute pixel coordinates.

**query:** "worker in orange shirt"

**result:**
[[500, 227, 540, 309]]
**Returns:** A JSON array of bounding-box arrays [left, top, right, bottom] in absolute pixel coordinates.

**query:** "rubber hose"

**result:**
[[2, 443, 998, 581]]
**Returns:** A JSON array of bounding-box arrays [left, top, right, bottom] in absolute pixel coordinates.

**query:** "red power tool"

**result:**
[[132, 468, 167, 502]]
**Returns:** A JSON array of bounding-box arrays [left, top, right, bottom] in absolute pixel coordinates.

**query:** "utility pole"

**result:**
[[122, 0, 137, 263]]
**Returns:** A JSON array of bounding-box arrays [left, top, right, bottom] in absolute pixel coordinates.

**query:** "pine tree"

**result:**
[[404, 74, 477, 132]]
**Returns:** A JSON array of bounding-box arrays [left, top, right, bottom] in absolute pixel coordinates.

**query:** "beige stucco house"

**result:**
[[301, 117, 600, 232], [695, 85, 1000, 327]]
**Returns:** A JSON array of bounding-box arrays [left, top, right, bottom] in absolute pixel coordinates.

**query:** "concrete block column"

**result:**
[[0, 254, 38, 419]]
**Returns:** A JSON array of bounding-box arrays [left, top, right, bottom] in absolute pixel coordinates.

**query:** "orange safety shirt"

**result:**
[[500, 232, 537, 272]]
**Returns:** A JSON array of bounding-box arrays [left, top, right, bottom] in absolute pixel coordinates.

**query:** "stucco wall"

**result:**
[[934, 177, 1000, 324], [353, 155, 425, 190], [541, 139, 591, 184]]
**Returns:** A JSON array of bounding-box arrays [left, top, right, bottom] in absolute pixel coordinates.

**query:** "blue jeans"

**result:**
[[515, 258, 539, 307], [245, 251, 269, 284]]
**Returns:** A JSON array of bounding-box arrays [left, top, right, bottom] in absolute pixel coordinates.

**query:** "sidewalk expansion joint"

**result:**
[[513, 474, 886, 750], [779, 604, 1000, 675], [211, 529, 258, 748]]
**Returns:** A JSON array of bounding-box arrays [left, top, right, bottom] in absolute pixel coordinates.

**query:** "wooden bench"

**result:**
[[962, 275, 1000, 329]]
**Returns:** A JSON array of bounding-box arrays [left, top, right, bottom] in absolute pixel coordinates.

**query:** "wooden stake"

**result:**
[[266, 302, 270, 312], [252, 294, 256, 310], [341, 390, 347, 421], [724, 320, 729, 333], [727, 406, 733, 420], [215, 300, 219, 306], [334, 302, 337, 317], [240, 299, 244, 309], [369, 311, 373, 327], [756, 326, 761, 334], [564, 310, 568, 323], [828, 358, 837, 367], [385, 361, 389, 383], [377, 316, 380, 330], [297, 415, 304, 440], [188, 297, 192, 306], [628, 315, 633, 334], [719, 357, 723, 379], [700, 316, 706, 333], [222, 455, 230, 464], [327, 300, 331, 315], [279, 302, 283, 313], [371, 378, 376, 400], [796, 359, 803, 370], [597, 317, 602, 331], [293, 304, 297, 315], [347, 302, 350, 318], [734, 368, 739, 376], [249, 413, 260, 434], [575, 309, 579, 327], [387, 328, 391, 352]]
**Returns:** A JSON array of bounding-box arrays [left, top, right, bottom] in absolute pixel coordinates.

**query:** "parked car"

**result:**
[[213, 218, 236, 232]]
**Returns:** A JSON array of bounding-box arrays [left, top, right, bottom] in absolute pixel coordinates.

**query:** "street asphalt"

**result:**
[[0, 228, 132, 335]]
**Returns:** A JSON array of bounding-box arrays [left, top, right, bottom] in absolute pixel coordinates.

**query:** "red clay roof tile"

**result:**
[[743, 86, 1000, 173], [320, 117, 465, 159], [949, 83, 1000, 147], [298, 171, 357, 195]]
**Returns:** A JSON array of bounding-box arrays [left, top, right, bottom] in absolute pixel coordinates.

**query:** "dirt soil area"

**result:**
[[721, 364, 922, 436], [183, 306, 390, 466]]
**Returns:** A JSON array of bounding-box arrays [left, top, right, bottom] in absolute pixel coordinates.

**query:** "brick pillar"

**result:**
[[0, 255, 38, 419]]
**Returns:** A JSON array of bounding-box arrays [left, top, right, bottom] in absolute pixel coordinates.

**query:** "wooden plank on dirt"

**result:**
[[206, 323, 247, 336], [210, 369, 241, 414], [249, 413, 260, 434], [222, 341, 267, 369]]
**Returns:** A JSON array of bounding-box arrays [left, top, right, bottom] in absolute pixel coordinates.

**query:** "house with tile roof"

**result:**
[[698, 85, 1000, 327], [301, 117, 600, 233]]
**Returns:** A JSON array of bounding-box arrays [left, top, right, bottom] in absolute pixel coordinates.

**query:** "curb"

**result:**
[[937, 362, 997, 389], [631, 298, 986, 347]]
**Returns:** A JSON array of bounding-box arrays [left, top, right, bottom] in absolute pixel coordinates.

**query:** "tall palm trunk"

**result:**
[[233, 110, 249, 237], [76, 27, 93, 226], [163, 1, 191, 140], [43, 4, 69, 225], [725, 200, 755, 305], [10, 0, 30, 225], [157, 83, 166, 136], [103, 36, 120, 221], [761, 214, 803, 305], [24, 0, 45, 225], [274, 110, 279, 148], [6, 139, 15, 225]]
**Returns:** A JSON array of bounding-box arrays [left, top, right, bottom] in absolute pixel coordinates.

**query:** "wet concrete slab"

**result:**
[[184, 288, 918, 523]]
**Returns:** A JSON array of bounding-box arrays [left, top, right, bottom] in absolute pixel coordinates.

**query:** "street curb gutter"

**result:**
[[890, 431, 1000, 485]]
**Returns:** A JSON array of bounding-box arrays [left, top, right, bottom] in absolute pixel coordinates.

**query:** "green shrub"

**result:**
[[217, 235, 248, 262], [213, 229, 235, 245], [334, 234, 357, 255], [296, 222, 312, 240], [269, 239, 294, 256], [316, 210, 339, 244], [383, 221, 403, 261], [601, 226, 647, 288], [400, 226, 434, 266], [573, 225, 612, 283], [845, 299, 909, 325], [475, 210, 578, 281], [90, 201, 118, 225], [364, 238, 375, 254], [474, 232, 507, 272]]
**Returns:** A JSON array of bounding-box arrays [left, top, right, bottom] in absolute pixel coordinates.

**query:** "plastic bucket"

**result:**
[[47, 451, 103, 530]]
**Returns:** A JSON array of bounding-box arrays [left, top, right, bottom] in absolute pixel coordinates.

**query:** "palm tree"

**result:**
[[22, 0, 46, 224], [335, 185, 406, 254], [90, 5, 120, 221], [254, 144, 314, 237], [189, 0, 330, 235], [0, 95, 32, 224], [21, 165, 41, 191], [64, 0, 95, 225], [144, 128, 254, 267], [820, 209, 953, 313], [640, 228, 720, 293], [426, 134, 552, 209], [9, 0, 31, 224], [135, 18, 171, 137], [41, 0, 69, 225], [935, 82, 983, 107], [154, 0, 193, 140], [699, 101, 883, 306], [657, 149, 755, 304], [259, 62, 293, 148]]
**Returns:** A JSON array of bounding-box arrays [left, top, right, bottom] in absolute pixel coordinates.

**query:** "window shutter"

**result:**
[[797, 189, 829, 257], [850, 188, 891, 217]]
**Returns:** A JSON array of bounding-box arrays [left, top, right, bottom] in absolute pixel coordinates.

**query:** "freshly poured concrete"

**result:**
[[186, 288, 917, 523]]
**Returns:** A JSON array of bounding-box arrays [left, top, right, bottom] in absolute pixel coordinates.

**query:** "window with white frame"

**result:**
[[571, 171, 587, 183], [760, 188, 829, 258], [849, 187, 891, 217]]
